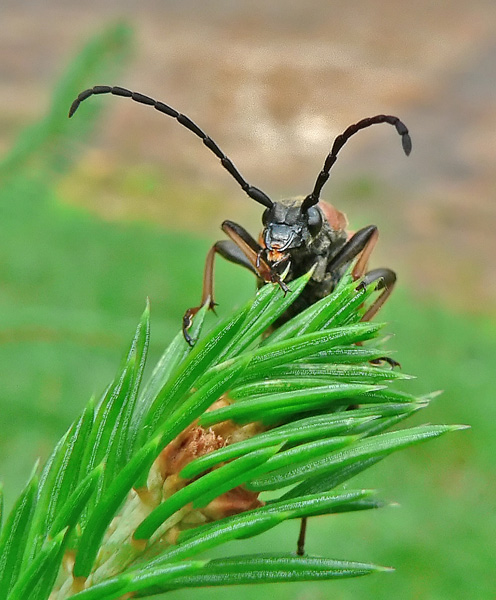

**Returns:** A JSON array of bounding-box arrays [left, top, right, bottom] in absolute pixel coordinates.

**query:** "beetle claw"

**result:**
[[182, 310, 196, 346], [370, 356, 401, 369]]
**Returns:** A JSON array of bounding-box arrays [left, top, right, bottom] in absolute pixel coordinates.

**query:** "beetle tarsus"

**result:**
[[276, 277, 291, 295], [182, 297, 218, 346], [182, 309, 196, 346], [370, 356, 401, 369]]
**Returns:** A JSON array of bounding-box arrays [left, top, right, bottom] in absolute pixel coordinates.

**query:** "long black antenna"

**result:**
[[301, 114, 412, 212], [69, 85, 273, 209]]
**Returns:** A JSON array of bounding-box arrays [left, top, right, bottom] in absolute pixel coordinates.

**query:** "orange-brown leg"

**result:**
[[351, 228, 378, 279], [296, 225, 385, 556], [359, 268, 397, 321], [357, 267, 399, 368], [331, 225, 396, 323], [182, 241, 255, 345], [326, 224, 378, 281], [182, 221, 287, 345], [222, 220, 290, 292]]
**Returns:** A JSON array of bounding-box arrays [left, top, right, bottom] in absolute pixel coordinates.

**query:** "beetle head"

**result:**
[[262, 198, 323, 252]]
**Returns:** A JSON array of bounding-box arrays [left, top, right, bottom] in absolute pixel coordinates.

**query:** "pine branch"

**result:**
[[0, 270, 466, 600]]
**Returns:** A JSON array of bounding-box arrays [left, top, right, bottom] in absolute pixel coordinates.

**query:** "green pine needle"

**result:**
[[0, 266, 467, 599]]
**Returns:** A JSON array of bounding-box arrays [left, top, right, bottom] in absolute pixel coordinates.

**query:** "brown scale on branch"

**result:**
[[157, 398, 266, 524]]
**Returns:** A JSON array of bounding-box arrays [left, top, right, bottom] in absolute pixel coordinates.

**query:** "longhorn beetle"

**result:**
[[69, 85, 411, 556], [69, 86, 411, 348]]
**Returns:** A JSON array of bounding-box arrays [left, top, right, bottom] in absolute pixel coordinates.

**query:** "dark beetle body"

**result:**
[[258, 197, 350, 323], [68, 85, 411, 343], [214, 193, 387, 335]]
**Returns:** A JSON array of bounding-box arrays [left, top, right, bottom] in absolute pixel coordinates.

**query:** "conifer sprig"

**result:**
[[0, 270, 465, 600]]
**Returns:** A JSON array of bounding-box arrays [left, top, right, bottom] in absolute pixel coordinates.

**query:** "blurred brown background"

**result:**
[[1, 0, 495, 308]]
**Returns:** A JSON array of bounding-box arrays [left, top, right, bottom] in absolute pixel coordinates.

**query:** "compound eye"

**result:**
[[307, 207, 323, 236]]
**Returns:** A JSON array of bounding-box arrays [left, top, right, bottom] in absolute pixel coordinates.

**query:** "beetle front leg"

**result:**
[[182, 221, 287, 345], [222, 220, 290, 292], [297, 516, 308, 556], [183, 242, 221, 346]]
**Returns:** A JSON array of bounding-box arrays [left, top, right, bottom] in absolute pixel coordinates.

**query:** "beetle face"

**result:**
[[263, 222, 302, 251], [262, 199, 323, 252]]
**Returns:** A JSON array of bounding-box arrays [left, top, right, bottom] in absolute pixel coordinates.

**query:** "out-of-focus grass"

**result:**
[[1, 25, 495, 600]]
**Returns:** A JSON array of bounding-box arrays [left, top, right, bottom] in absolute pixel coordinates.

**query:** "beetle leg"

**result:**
[[358, 267, 396, 321], [326, 225, 378, 276], [327, 228, 397, 323], [182, 242, 221, 345], [328, 228, 395, 319], [183, 221, 288, 344], [328, 230, 398, 371], [217, 240, 260, 274], [297, 516, 308, 556], [357, 268, 399, 368], [222, 221, 290, 292], [351, 229, 379, 279], [183, 237, 262, 345]]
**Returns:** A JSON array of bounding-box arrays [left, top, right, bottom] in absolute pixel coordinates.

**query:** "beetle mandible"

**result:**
[[69, 86, 411, 345]]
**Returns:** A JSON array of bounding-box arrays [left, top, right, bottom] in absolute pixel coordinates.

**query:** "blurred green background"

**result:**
[[1, 3, 495, 599]]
